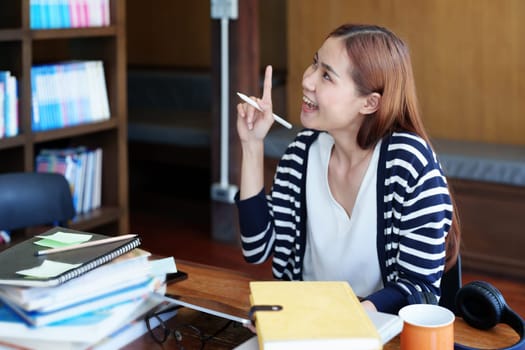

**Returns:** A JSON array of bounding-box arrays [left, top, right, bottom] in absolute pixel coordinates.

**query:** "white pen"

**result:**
[[236, 92, 293, 129]]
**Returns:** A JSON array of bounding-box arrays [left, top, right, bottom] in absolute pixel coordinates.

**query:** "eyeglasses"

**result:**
[[145, 304, 233, 350]]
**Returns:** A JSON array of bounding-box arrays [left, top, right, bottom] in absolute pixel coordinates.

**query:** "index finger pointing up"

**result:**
[[261, 65, 273, 104]]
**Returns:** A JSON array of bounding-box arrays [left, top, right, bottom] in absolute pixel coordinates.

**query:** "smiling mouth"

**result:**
[[302, 95, 318, 109]]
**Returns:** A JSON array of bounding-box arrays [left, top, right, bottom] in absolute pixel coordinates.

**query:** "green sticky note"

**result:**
[[34, 232, 92, 248], [16, 260, 82, 278]]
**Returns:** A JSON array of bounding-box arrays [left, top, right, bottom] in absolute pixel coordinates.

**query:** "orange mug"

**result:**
[[398, 304, 455, 350]]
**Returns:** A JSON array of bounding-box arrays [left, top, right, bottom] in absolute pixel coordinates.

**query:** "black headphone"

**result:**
[[454, 280, 525, 350]]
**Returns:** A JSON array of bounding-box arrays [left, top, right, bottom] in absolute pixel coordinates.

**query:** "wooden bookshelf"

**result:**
[[0, 0, 128, 241]]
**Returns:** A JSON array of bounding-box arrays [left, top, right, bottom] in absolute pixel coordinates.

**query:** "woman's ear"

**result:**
[[361, 92, 381, 115]]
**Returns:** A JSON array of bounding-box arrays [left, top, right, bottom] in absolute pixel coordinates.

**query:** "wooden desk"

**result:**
[[125, 260, 520, 349]]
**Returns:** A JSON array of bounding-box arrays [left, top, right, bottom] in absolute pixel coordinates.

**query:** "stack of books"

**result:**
[[0, 227, 178, 349]]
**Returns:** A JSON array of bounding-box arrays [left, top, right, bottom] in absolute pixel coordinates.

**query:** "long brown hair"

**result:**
[[329, 24, 460, 271]]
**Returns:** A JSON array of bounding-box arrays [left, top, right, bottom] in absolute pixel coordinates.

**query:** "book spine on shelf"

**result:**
[[60, 0, 71, 28], [48, 0, 59, 29], [0, 71, 19, 139], [82, 149, 94, 214], [0, 82, 4, 139], [5, 75, 18, 137], [93, 147, 103, 209], [30, 0, 41, 29], [36, 146, 103, 215], [31, 66, 41, 131], [79, 0, 89, 27], [29, 0, 110, 29], [0, 71, 9, 138], [41, 0, 50, 29], [31, 61, 110, 131]]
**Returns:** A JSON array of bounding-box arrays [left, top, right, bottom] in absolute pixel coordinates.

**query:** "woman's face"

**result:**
[[300, 37, 369, 134]]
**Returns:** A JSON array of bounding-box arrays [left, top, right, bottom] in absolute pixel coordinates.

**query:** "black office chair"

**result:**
[[439, 255, 462, 315], [0, 172, 76, 233]]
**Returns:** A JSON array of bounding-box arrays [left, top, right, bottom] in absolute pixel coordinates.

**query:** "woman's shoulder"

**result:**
[[383, 131, 439, 167], [388, 131, 430, 148]]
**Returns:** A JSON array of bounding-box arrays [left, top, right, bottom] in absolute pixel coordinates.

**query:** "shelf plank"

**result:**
[[0, 29, 23, 41], [0, 26, 119, 41], [33, 119, 118, 143], [31, 26, 118, 40], [0, 135, 25, 150], [70, 206, 121, 232]]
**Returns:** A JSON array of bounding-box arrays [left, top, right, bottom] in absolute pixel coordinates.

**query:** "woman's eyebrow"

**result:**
[[321, 62, 340, 78], [315, 51, 340, 78]]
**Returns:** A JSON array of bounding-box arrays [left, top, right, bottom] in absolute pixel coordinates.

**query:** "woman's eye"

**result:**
[[322, 72, 331, 81]]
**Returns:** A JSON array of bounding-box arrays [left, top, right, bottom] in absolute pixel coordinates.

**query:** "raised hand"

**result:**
[[236, 65, 275, 143]]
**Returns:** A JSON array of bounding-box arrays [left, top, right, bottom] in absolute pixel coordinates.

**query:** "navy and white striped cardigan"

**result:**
[[236, 129, 453, 313]]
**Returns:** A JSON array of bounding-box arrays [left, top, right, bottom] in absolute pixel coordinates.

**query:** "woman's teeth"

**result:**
[[302, 96, 318, 109]]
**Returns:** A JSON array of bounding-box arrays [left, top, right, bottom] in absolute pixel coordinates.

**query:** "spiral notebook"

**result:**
[[0, 227, 141, 287]]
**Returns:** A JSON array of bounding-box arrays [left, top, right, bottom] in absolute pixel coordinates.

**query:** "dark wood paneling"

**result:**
[[450, 179, 525, 280]]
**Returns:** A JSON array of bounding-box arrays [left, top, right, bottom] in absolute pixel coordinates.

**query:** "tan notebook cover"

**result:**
[[249, 281, 382, 350]]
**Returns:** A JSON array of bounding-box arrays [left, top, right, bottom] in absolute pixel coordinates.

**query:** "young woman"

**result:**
[[236, 24, 460, 314]]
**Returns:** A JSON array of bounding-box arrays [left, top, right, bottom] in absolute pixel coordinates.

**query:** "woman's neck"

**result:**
[[330, 132, 373, 170]]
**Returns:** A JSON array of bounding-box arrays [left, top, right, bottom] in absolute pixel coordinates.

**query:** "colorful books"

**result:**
[[36, 146, 103, 214], [0, 293, 174, 350], [0, 218, 185, 349], [0, 227, 141, 287], [0, 297, 146, 342], [2, 277, 156, 326], [30, 0, 111, 29], [249, 281, 382, 350], [31, 61, 110, 131], [0, 251, 178, 348]]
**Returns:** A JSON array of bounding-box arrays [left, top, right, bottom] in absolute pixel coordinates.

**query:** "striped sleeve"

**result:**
[[237, 189, 276, 264], [236, 129, 316, 279], [369, 132, 452, 313]]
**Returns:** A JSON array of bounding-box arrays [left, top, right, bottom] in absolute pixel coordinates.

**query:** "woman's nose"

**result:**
[[302, 67, 315, 91]]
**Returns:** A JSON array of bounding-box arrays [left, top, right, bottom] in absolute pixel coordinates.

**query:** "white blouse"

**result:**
[[302, 132, 383, 298]]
